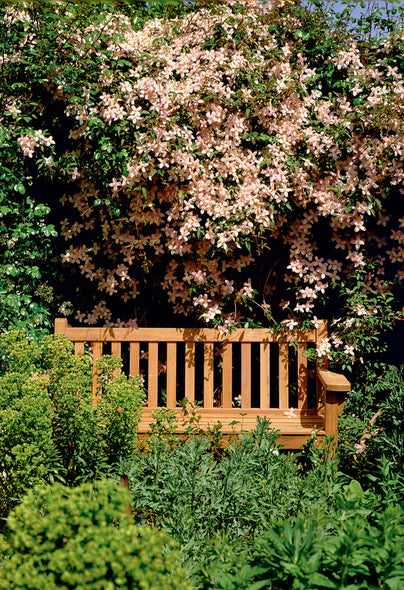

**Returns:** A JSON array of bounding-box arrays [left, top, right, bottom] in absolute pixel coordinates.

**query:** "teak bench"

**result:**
[[54, 318, 351, 449]]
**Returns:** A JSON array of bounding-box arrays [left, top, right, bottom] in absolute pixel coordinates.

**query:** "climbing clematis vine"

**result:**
[[2, 0, 403, 364]]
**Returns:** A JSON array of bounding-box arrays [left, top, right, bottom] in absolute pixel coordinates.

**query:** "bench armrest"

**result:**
[[317, 369, 351, 392], [317, 369, 351, 442]]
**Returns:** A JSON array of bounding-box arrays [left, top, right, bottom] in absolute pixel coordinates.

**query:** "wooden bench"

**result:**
[[54, 318, 350, 448]]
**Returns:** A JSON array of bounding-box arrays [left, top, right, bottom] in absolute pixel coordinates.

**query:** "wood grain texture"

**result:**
[[222, 343, 232, 408], [58, 325, 317, 343], [318, 369, 351, 392], [166, 342, 177, 407], [75, 342, 84, 355], [185, 341, 195, 403], [111, 342, 121, 377], [241, 343, 251, 409], [279, 342, 289, 409], [297, 343, 308, 409], [91, 341, 103, 404], [129, 342, 140, 376], [148, 343, 159, 409], [203, 342, 214, 409]]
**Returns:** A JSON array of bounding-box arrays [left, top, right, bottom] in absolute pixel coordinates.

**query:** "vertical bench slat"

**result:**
[[203, 342, 214, 409], [279, 342, 289, 409], [241, 343, 251, 409], [166, 342, 177, 407], [185, 342, 195, 403], [111, 342, 121, 377], [222, 343, 232, 408], [260, 342, 270, 409], [297, 343, 308, 409], [129, 342, 140, 376], [75, 342, 84, 355], [91, 341, 103, 404], [148, 342, 159, 409]]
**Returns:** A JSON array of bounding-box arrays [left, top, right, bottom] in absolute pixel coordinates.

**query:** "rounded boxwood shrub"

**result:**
[[0, 479, 191, 590]]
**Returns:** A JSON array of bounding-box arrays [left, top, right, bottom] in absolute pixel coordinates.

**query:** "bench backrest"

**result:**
[[54, 318, 328, 413]]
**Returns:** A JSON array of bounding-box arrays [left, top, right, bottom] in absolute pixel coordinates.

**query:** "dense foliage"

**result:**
[[122, 421, 404, 589], [251, 496, 404, 590], [0, 328, 403, 588], [339, 363, 404, 486], [0, 2, 403, 588], [0, 0, 403, 369], [0, 479, 191, 590], [0, 331, 144, 522], [1, 418, 403, 590]]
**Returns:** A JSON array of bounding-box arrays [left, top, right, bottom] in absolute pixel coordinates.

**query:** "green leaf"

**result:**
[[308, 573, 338, 588], [14, 183, 26, 195], [247, 580, 272, 590]]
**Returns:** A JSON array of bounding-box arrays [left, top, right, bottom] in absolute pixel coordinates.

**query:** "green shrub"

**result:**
[[0, 331, 144, 522], [0, 480, 191, 590], [0, 330, 43, 374], [339, 364, 404, 496], [367, 366, 404, 469], [44, 335, 107, 484], [0, 342, 59, 519], [189, 532, 254, 590], [95, 354, 144, 463]]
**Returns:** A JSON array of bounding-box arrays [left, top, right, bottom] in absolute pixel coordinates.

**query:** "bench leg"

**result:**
[[324, 389, 346, 447]]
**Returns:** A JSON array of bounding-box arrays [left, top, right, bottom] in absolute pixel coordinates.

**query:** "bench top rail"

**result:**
[[55, 318, 323, 344]]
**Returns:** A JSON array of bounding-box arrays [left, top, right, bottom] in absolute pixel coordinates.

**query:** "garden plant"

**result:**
[[0, 331, 144, 522], [0, 0, 402, 368], [0, 479, 191, 590], [0, 0, 403, 588]]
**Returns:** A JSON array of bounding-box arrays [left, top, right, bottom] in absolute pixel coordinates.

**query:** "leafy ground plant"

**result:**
[[250, 480, 404, 590], [339, 364, 404, 490], [121, 419, 346, 576]]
